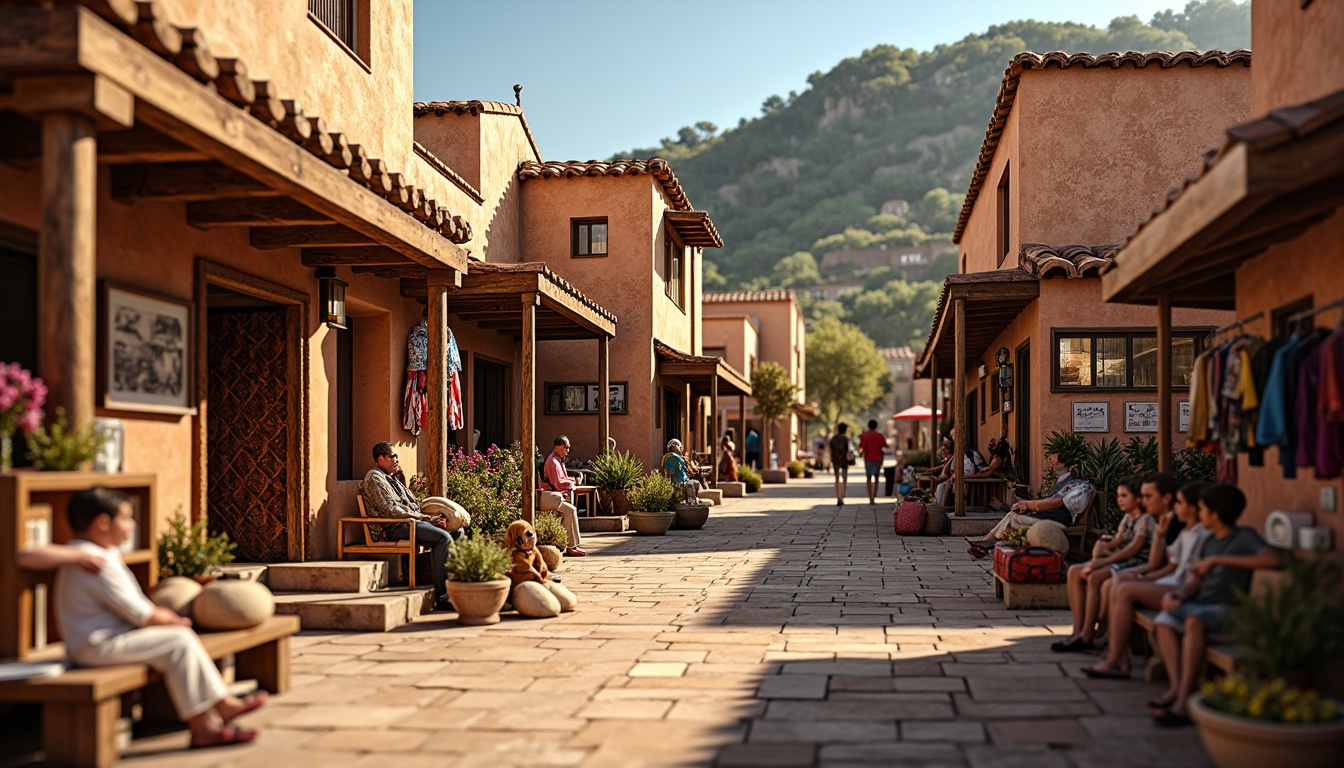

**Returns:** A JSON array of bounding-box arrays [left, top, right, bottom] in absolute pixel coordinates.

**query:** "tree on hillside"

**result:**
[[770, 251, 822, 288], [843, 280, 942, 349], [806, 317, 889, 428], [751, 361, 800, 469], [1152, 1, 1250, 50]]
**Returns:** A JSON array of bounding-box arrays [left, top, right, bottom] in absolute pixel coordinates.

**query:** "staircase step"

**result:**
[[579, 515, 628, 533], [266, 561, 388, 594], [698, 489, 723, 505], [719, 481, 746, 498], [216, 563, 269, 584], [274, 588, 435, 632], [947, 512, 1000, 538]]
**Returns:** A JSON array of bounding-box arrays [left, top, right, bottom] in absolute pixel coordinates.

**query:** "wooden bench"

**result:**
[[1065, 492, 1107, 560], [338, 485, 428, 588], [0, 615, 299, 768], [963, 477, 1012, 511]]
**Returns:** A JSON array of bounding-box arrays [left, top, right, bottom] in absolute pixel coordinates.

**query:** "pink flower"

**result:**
[[0, 388, 15, 411], [17, 409, 41, 432]]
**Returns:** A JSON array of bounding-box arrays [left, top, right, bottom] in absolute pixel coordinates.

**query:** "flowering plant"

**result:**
[[441, 443, 525, 535], [1201, 675, 1339, 723], [407, 473, 430, 503], [0, 362, 46, 435]]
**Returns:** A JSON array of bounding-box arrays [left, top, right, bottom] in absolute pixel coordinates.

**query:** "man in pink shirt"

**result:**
[[859, 419, 889, 505], [540, 435, 586, 556]]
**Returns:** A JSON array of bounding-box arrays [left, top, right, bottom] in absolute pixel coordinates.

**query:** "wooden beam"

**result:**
[[0, 119, 207, 165], [599, 335, 610, 455], [111, 162, 276, 201], [13, 72, 134, 129], [953, 298, 966, 518], [186, 198, 331, 229], [738, 394, 746, 464], [214, 58, 255, 107], [299, 247, 412, 266], [521, 293, 537, 524], [248, 224, 374, 249], [930, 357, 939, 451], [1157, 296, 1173, 474], [426, 281, 450, 497], [710, 371, 718, 487], [175, 27, 219, 84]]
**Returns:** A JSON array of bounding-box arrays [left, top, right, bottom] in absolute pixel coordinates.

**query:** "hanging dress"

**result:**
[[447, 327, 464, 431], [403, 320, 429, 435]]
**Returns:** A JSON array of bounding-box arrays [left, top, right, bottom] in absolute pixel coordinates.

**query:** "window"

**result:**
[[571, 218, 608, 257], [979, 380, 986, 424], [703, 347, 727, 359], [990, 370, 1000, 414], [996, 164, 1011, 267], [308, 0, 368, 65], [664, 229, 684, 308], [1053, 329, 1208, 390]]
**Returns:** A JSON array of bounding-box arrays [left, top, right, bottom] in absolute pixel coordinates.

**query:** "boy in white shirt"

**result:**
[[18, 487, 266, 749]]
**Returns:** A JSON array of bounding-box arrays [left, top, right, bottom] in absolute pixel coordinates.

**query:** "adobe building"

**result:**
[[702, 290, 810, 467], [914, 50, 1250, 512], [1103, 1, 1344, 545]]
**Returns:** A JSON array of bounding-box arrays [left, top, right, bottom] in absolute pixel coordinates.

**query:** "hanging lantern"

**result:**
[[317, 267, 349, 329]]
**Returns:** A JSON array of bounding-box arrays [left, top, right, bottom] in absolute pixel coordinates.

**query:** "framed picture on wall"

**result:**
[[1125, 402, 1159, 433], [100, 283, 195, 415], [1179, 400, 1191, 433], [545, 381, 629, 415], [1072, 401, 1109, 433]]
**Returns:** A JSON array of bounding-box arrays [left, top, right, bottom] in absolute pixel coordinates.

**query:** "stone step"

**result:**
[[719, 481, 746, 497], [215, 563, 269, 584], [274, 587, 434, 632], [947, 512, 999, 538], [761, 469, 789, 484], [266, 561, 388, 594], [579, 515, 628, 533], [698, 489, 723, 505]]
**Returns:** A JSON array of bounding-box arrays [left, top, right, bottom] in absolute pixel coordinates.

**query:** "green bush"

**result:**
[[629, 472, 678, 512], [157, 510, 236, 579], [442, 443, 524, 536], [739, 466, 763, 492], [786, 460, 807, 478], [1175, 447, 1216, 482], [25, 407, 106, 471], [1226, 552, 1344, 678], [534, 511, 569, 548], [590, 449, 644, 491], [444, 536, 510, 582], [905, 450, 932, 469]]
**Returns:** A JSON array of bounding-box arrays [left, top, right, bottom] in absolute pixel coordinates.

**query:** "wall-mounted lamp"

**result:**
[[977, 363, 988, 380], [316, 267, 349, 329]]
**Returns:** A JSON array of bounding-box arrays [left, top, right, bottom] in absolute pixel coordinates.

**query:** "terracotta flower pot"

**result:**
[[538, 544, 564, 572], [444, 579, 510, 625], [628, 510, 675, 535], [674, 504, 709, 530], [603, 488, 631, 516], [1190, 693, 1344, 768]]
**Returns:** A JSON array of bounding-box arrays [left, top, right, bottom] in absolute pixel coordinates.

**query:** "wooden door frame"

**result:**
[[193, 259, 310, 562], [1015, 340, 1031, 486]]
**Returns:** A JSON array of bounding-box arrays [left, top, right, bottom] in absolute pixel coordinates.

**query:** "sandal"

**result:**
[[1152, 708, 1192, 728], [190, 725, 258, 749], [1049, 637, 1094, 653], [1146, 694, 1177, 714], [566, 548, 587, 557], [1081, 665, 1130, 680], [222, 692, 268, 724], [967, 545, 988, 559]]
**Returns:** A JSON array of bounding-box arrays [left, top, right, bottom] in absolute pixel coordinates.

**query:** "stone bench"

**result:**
[[993, 572, 1068, 609], [719, 482, 746, 498], [698, 488, 723, 505]]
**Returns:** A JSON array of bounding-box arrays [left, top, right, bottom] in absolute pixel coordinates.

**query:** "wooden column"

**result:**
[[710, 374, 719, 487], [520, 293, 537, 524], [1157, 295, 1173, 473], [39, 113, 99, 434], [737, 394, 747, 461], [425, 280, 450, 495], [598, 334, 610, 453], [929, 357, 939, 451], [953, 299, 967, 518]]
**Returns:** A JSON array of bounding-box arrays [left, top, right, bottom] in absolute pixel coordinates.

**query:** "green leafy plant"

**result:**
[[407, 473, 429, 503], [1175, 447, 1216, 482], [1225, 553, 1344, 679], [905, 450, 932, 469], [441, 443, 525, 535], [24, 408, 107, 471], [1042, 431, 1088, 471], [1080, 438, 1131, 530], [589, 449, 645, 491], [533, 511, 569, 548], [786, 460, 807, 479], [1121, 436, 1160, 478], [629, 472, 678, 512], [444, 536, 510, 582], [157, 510, 236, 579], [738, 466, 763, 493], [1202, 675, 1339, 723]]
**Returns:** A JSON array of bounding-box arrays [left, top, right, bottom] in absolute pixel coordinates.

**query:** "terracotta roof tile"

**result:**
[[703, 290, 796, 303], [468, 261, 617, 325], [953, 49, 1252, 243], [881, 346, 916, 361], [1020, 243, 1120, 279], [413, 100, 543, 162], [516, 158, 696, 211]]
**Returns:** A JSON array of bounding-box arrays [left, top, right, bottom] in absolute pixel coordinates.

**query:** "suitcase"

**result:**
[[894, 500, 926, 535], [993, 545, 1065, 584]]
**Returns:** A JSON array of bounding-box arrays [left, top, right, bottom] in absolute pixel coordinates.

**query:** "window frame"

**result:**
[[308, 0, 370, 72], [570, 217, 609, 258], [663, 227, 685, 310], [1050, 327, 1212, 393], [995, 163, 1011, 267]]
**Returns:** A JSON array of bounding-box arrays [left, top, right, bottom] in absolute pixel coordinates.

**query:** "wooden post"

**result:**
[[598, 334, 610, 453], [1157, 295, 1173, 474], [737, 394, 746, 462], [520, 293, 537, 524], [710, 373, 719, 487], [425, 280, 450, 496], [930, 356, 939, 451], [954, 298, 967, 518], [39, 113, 98, 434]]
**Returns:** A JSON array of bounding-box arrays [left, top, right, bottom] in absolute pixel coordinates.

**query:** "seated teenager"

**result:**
[[967, 448, 1091, 556], [17, 488, 267, 749], [1149, 483, 1282, 727], [971, 435, 1015, 482], [1085, 480, 1210, 679], [1051, 478, 1155, 652], [931, 442, 976, 506], [1094, 474, 1182, 627]]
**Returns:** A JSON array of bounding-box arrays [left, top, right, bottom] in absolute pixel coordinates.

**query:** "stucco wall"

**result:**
[[959, 98, 1019, 273], [1251, 1, 1344, 116]]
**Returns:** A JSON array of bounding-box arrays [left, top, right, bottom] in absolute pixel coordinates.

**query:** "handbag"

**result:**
[[894, 500, 926, 535], [845, 450, 856, 466]]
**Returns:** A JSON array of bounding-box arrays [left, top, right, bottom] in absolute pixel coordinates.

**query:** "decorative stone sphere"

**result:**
[[151, 576, 203, 618], [1026, 520, 1070, 553], [546, 582, 578, 612], [192, 579, 276, 631], [511, 581, 561, 618]]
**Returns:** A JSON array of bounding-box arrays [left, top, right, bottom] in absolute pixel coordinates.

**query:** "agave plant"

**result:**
[[589, 449, 644, 491]]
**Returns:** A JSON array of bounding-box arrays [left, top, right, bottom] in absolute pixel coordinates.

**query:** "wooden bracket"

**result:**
[[13, 73, 134, 129]]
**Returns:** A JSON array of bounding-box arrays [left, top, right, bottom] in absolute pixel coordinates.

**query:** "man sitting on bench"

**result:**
[[17, 487, 267, 749], [967, 448, 1091, 558]]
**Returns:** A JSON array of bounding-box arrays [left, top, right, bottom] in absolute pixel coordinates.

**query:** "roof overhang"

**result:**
[[655, 341, 751, 396], [791, 401, 820, 419], [1102, 87, 1344, 309], [914, 270, 1040, 378], [665, 210, 723, 248]]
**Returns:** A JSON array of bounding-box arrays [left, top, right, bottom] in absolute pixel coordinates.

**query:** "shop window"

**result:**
[[996, 164, 1011, 267], [571, 218, 608, 257], [664, 230, 684, 308], [308, 0, 369, 66], [1054, 330, 1207, 391]]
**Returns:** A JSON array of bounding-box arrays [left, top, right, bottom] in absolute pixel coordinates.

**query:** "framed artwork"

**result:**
[[92, 418, 125, 473], [545, 381, 628, 415], [1125, 402, 1159, 433], [1179, 400, 1191, 433], [1072, 401, 1109, 433], [101, 283, 195, 414]]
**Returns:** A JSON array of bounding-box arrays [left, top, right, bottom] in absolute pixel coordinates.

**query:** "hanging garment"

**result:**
[[1187, 350, 1211, 447], [1246, 337, 1284, 466], [1323, 319, 1344, 424], [403, 320, 429, 435], [1256, 335, 1304, 451], [1296, 341, 1344, 479], [446, 327, 464, 431]]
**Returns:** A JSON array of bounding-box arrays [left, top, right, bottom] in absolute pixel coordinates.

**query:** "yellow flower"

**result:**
[[1322, 701, 1338, 720], [1237, 683, 1250, 699], [1284, 707, 1299, 722], [1248, 700, 1264, 718]]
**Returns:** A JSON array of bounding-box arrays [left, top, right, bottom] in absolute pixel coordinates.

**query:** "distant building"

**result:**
[[819, 241, 952, 279], [880, 200, 910, 217]]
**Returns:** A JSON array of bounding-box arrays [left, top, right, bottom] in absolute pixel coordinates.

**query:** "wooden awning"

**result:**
[[665, 210, 723, 248], [914, 270, 1040, 377], [1102, 87, 1344, 309], [655, 341, 750, 396]]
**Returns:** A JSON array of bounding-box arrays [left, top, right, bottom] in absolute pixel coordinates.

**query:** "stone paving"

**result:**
[[117, 476, 1209, 767]]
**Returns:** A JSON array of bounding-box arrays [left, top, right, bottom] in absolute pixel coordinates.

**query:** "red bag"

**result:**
[[894, 500, 926, 535], [993, 545, 1065, 584]]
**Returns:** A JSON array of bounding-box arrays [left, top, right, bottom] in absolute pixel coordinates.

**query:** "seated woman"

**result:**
[[929, 442, 976, 506], [971, 436, 1015, 483], [662, 439, 702, 505], [1051, 478, 1155, 652]]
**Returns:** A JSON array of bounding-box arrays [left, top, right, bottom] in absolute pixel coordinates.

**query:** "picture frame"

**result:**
[[1179, 400, 1191, 433], [1072, 401, 1109, 433], [544, 381, 628, 415], [1125, 401, 1159, 433], [92, 417, 124, 473], [100, 282, 195, 415]]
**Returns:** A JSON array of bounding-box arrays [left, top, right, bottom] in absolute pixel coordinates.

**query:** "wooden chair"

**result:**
[[1064, 489, 1106, 560], [338, 484, 426, 587], [690, 451, 714, 487]]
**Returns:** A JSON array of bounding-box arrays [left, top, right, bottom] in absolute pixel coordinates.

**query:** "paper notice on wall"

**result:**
[[1072, 402, 1109, 433], [1125, 402, 1159, 433], [1179, 400, 1191, 433]]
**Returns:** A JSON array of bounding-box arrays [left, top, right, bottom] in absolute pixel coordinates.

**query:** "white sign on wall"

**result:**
[[1072, 402, 1109, 433], [1126, 402, 1159, 433], [1179, 400, 1191, 433]]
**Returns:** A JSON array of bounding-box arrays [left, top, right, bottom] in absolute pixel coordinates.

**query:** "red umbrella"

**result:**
[[890, 405, 942, 421]]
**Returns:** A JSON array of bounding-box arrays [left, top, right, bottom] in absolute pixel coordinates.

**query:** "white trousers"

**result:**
[[71, 625, 228, 720], [538, 495, 582, 549], [988, 511, 1042, 540]]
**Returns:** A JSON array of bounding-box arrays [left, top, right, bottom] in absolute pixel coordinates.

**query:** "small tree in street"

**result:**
[[806, 316, 888, 428], [751, 361, 800, 469]]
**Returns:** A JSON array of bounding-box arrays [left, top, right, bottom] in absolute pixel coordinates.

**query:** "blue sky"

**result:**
[[413, 1, 1186, 161]]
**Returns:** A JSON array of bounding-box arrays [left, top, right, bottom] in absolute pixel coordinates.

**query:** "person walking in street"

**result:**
[[828, 423, 853, 506], [858, 419, 888, 505], [744, 428, 761, 470]]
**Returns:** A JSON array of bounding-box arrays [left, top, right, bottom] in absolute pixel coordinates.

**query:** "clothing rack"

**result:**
[[1287, 296, 1344, 325], [1207, 311, 1263, 342]]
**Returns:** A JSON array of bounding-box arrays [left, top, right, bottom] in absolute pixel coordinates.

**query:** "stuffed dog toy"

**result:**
[[504, 519, 577, 617]]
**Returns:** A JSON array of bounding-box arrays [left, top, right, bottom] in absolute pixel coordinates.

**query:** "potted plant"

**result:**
[[1189, 554, 1344, 768], [589, 449, 643, 516], [157, 511, 237, 583], [627, 472, 677, 535], [533, 512, 568, 570], [738, 466, 763, 493], [786, 460, 807, 479], [0, 362, 45, 472], [442, 535, 511, 625], [24, 408, 107, 472]]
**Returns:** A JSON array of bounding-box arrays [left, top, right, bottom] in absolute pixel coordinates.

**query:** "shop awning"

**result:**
[[1102, 87, 1344, 309], [655, 341, 751, 396], [891, 405, 942, 421], [914, 270, 1039, 378]]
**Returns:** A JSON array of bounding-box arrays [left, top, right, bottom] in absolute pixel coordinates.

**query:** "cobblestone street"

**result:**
[[119, 478, 1209, 767]]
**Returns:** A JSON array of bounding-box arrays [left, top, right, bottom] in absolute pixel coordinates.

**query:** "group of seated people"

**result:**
[[925, 433, 1016, 506]]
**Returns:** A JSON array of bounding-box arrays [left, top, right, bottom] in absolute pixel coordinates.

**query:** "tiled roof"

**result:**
[[414, 142, 484, 204], [413, 100, 543, 163], [881, 346, 916, 361], [517, 159, 695, 212], [953, 49, 1253, 243], [468, 262, 618, 325], [665, 210, 724, 249], [704, 290, 796, 303], [1020, 243, 1120, 279]]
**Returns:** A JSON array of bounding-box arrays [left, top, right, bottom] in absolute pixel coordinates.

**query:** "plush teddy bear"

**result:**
[[504, 519, 577, 617]]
